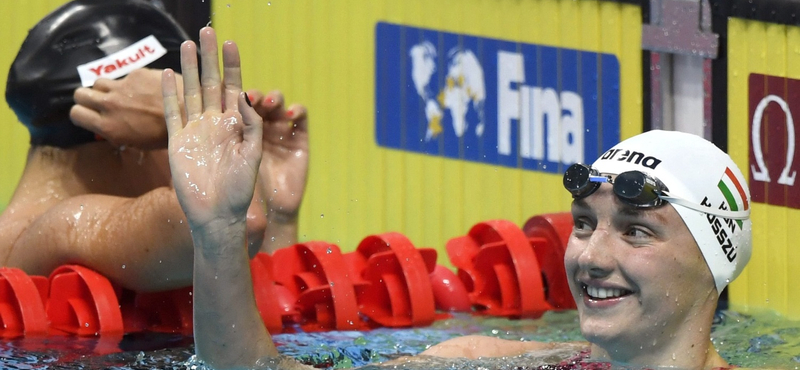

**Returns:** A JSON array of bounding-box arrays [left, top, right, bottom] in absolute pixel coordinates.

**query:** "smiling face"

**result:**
[[564, 184, 719, 363]]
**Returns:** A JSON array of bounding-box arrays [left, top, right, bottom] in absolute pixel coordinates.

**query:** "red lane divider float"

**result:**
[[347, 232, 441, 327], [522, 213, 576, 310], [47, 265, 124, 336], [272, 242, 364, 332], [428, 265, 471, 312], [250, 252, 299, 333], [0, 267, 48, 337], [446, 220, 550, 318], [0, 213, 575, 338]]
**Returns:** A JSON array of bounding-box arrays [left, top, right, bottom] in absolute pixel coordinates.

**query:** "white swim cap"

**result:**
[[590, 130, 752, 294]]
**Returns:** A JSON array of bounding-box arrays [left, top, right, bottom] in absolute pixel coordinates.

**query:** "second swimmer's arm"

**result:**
[[6, 187, 195, 291], [420, 335, 555, 359]]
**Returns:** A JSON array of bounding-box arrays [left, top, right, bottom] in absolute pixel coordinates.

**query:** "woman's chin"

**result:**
[[578, 317, 625, 348]]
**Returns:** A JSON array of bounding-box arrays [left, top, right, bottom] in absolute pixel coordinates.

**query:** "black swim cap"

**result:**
[[5, 0, 189, 148]]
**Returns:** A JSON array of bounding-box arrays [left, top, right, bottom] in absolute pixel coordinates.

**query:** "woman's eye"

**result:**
[[625, 226, 651, 239], [573, 218, 593, 233]]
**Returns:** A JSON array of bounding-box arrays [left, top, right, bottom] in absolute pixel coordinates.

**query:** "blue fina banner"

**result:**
[[375, 22, 621, 173]]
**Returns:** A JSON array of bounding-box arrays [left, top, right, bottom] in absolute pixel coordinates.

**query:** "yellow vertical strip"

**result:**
[[289, 0, 316, 242], [745, 19, 769, 311], [598, 3, 626, 140], [559, 0, 581, 50], [306, 0, 335, 242], [784, 25, 800, 319], [619, 4, 643, 139], [326, 0, 351, 246], [345, 0, 379, 249], [726, 18, 751, 305], [541, 0, 561, 48], [0, 1, 71, 211], [367, 0, 390, 249], [762, 22, 789, 315]]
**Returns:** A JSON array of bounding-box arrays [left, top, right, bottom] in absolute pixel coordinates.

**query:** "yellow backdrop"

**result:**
[[211, 0, 643, 262], [727, 17, 800, 319], [0, 0, 73, 210]]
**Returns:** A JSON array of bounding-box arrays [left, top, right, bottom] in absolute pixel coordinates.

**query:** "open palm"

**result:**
[[162, 28, 262, 228]]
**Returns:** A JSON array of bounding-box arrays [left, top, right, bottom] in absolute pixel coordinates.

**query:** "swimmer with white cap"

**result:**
[[421, 131, 750, 369], [172, 26, 749, 370]]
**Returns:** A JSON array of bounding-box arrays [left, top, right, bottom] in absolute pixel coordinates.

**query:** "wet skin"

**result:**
[[0, 35, 308, 292], [565, 183, 726, 368], [0, 140, 268, 291]]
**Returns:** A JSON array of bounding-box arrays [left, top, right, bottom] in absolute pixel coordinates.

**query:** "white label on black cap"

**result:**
[[76, 35, 168, 87]]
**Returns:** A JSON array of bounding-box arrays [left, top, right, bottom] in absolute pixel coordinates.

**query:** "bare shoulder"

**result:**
[[420, 335, 580, 359]]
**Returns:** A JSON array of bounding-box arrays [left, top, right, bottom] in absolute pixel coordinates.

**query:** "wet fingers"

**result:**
[[162, 69, 183, 136], [198, 27, 222, 113], [285, 104, 308, 132], [222, 41, 243, 112], [180, 41, 202, 121]]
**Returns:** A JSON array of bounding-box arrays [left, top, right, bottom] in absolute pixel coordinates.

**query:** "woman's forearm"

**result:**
[[191, 219, 278, 369]]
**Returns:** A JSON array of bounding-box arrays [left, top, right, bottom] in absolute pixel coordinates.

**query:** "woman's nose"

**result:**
[[577, 227, 615, 278]]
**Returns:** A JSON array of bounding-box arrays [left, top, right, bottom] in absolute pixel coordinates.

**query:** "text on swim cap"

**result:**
[[76, 35, 168, 87], [598, 149, 662, 169], [701, 196, 737, 263]]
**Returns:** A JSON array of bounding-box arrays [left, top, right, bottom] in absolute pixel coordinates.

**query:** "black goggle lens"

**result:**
[[613, 171, 664, 208], [563, 163, 600, 198]]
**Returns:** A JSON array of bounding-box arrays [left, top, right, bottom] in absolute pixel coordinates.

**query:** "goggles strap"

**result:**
[[660, 194, 750, 220]]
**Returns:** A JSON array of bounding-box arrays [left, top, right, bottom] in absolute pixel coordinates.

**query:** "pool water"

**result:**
[[0, 310, 798, 369]]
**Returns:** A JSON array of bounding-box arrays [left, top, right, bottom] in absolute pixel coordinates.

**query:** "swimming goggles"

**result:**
[[562, 163, 750, 220]]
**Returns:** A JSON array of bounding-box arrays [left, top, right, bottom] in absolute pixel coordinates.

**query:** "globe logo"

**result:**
[[409, 41, 485, 141]]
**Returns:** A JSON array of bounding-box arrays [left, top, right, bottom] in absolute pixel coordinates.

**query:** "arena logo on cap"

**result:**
[[597, 148, 662, 169], [76, 35, 167, 87], [374, 22, 620, 173]]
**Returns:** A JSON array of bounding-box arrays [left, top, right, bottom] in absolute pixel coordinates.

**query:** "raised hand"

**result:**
[[162, 27, 263, 230], [246, 89, 309, 224]]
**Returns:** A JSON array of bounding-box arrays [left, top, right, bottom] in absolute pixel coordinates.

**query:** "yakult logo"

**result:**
[[77, 35, 168, 87], [375, 22, 620, 173]]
